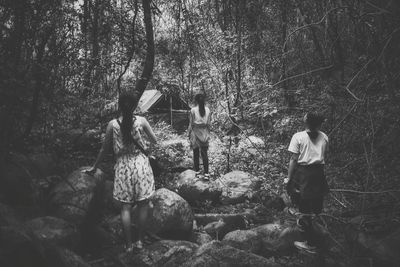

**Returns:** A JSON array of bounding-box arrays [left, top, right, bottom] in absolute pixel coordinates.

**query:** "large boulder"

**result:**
[[0, 225, 47, 267], [237, 136, 265, 156], [222, 222, 307, 258], [50, 248, 91, 267], [195, 213, 248, 240], [354, 228, 400, 266], [156, 138, 191, 173], [145, 188, 194, 239], [25, 216, 79, 250], [103, 180, 121, 213], [222, 223, 290, 258], [252, 223, 285, 240], [222, 229, 263, 254], [255, 223, 303, 257], [182, 241, 281, 267], [99, 215, 125, 245], [49, 168, 105, 226], [1, 152, 59, 206], [190, 232, 213, 245], [216, 171, 261, 204], [0, 224, 89, 267], [1, 153, 39, 205], [118, 240, 198, 267], [175, 170, 221, 204], [0, 203, 19, 227]]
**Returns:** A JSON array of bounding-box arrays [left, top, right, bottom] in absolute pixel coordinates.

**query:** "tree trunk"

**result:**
[[23, 31, 51, 139], [280, 0, 294, 107], [92, 0, 100, 89], [117, 0, 139, 94], [225, 70, 232, 114], [234, 0, 243, 108], [134, 0, 155, 98], [297, 2, 325, 63], [328, 2, 344, 82], [83, 0, 91, 91]]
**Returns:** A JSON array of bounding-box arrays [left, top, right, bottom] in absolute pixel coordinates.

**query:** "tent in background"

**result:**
[[137, 89, 190, 133], [137, 89, 189, 113], [101, 89, 190, 132]]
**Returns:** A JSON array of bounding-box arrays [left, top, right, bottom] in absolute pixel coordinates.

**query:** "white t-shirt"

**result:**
[[288, 130, 328, 165]]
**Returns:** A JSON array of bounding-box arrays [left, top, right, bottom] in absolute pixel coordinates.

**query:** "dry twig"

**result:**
[[330, 189, 400, 194]]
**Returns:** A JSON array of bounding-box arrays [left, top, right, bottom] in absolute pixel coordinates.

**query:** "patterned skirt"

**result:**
[[113, 153, 155, 203]]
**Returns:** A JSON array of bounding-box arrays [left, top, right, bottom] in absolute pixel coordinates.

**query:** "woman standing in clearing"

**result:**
[[188, 93, 211, 180], [286, 112, 329, 254], [87, 92, 157, 252]]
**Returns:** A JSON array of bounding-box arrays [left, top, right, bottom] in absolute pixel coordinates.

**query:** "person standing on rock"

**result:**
[[285, 112, 329, 254], [188, 93, 211, 180], [86, 92, 157, 252]]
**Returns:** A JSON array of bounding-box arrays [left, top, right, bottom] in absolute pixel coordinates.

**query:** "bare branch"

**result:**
[[344, 57, 375, 101], [366, 1, 392, 14], [378, 27, 400, 61], [330, 189, 400, 194], [328, 103, 358, 137], [272, 64, 333, 88], [283, 6, 349, 52]]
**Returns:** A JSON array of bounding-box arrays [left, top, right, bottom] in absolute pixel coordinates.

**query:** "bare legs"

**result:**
[[121, 203, 133, 248], [136, 200, 149, 243], [121, 200, 150, 250]]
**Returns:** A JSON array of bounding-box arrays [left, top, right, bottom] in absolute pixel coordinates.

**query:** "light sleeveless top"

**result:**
[[111, 116, 146, 157], [191, 106, 210, 126]]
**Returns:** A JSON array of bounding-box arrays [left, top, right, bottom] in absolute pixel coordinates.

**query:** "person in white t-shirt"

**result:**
[[286, 112, 329, 254]]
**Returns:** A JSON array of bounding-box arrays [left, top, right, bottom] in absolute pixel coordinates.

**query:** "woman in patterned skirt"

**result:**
[[86, 92, 157, 251]]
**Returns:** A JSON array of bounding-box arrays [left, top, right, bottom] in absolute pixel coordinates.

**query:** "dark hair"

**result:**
[[195, 93, 206, 117], [305, 112, 325, 140], [118, 92, 138, 144]]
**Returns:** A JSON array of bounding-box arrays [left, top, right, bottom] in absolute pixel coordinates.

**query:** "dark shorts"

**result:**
[[288, 164, 329, 199], [298, 196, 323, 214]]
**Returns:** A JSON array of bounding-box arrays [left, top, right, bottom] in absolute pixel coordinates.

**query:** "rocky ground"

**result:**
[[1, 128, 400, 267]]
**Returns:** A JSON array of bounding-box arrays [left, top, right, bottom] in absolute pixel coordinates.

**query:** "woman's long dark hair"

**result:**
[[195, 93, 206, 117], [305, 112, 325, 140], [118, 92, 138, 144]]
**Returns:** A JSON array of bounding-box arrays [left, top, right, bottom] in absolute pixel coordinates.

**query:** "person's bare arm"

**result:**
[[286, 153, 299, 183], [325, 136, 329, 163], [207, 108, 212, 131], [187, 110, 193, 137], [142, 117, 157, 144], [87, 121, 113, 172]]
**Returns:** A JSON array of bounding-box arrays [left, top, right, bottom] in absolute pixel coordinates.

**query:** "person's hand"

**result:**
[[83, 166, 96, 176]]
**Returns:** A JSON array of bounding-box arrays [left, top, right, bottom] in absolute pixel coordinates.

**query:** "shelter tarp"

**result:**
[[137, 89, 163, 113], [101, 89, 189, 117]]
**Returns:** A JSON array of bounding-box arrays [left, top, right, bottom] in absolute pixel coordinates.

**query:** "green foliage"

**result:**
[[1, 1, 400, 254]]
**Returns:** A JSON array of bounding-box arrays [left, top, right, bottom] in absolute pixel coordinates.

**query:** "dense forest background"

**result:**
[[1, 0, 400, 266]]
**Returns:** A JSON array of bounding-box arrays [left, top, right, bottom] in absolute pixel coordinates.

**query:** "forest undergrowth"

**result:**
[[46, 111, 398, 266]]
